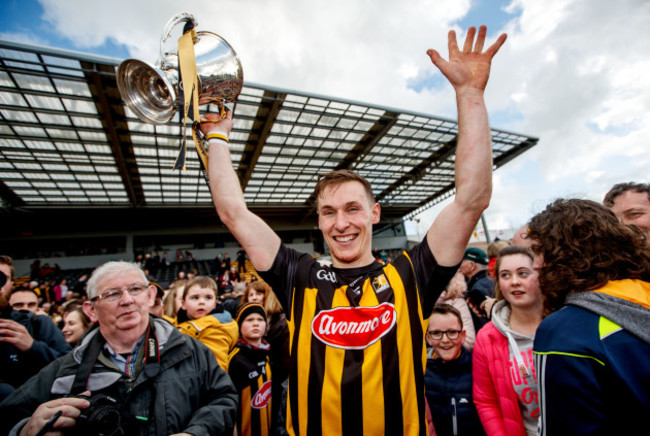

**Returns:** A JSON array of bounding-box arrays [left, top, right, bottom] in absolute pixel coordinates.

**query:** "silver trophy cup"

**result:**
[[117, 12, 243, 124]]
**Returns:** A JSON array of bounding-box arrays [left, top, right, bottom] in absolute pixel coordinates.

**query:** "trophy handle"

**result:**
[[159, 12, 198, 67], [117, 11, 242, 125]]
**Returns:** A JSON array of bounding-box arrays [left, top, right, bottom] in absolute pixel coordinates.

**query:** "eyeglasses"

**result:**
[[427, 329, 462, 340], [91, 283, 148, 303]]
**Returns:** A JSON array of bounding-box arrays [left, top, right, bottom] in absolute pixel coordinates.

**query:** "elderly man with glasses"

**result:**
[[0, 261, 237, 436]]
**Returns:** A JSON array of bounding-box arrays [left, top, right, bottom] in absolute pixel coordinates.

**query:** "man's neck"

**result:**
[[101, 326, 148, 354], [331, 253, 376, 269]]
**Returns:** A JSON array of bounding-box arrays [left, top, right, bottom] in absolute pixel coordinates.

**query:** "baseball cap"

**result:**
[[463, 247, 488, 265]]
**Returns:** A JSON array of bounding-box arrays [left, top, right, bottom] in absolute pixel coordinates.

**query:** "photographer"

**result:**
[[0, 256, 71, 401], [0, 261, 237, 436]]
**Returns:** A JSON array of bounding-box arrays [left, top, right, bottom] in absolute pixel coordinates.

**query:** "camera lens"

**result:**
[[74, 394, 122, 436], [87, 406, 121, 432]]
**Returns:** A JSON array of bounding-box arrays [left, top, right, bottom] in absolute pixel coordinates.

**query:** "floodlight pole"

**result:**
[[481, 213, 492, 244]]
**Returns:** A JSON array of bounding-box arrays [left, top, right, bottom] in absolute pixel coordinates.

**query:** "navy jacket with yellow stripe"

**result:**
[[534, 280, 650, 436]]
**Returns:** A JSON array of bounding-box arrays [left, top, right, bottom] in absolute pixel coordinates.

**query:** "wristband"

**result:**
[[206, 132, 229, 143]]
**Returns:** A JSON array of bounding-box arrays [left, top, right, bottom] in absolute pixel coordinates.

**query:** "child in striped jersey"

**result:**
[[228, 302, 273, 436]]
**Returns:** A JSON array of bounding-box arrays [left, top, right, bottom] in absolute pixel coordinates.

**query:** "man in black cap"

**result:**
[[459, 247, 495, 330], [460, 247, 493, 294]]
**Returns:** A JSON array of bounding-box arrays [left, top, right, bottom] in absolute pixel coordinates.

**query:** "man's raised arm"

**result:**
[[425, 26, 507, 266], [201, 112, 281, 272]]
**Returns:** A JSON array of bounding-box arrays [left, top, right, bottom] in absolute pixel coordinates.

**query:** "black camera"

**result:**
[[466, 289, 488, 308], [68, 394, 122, 436]]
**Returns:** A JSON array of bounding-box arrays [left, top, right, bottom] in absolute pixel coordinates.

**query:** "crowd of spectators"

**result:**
[[0, 249, 293, 435], [0, 16, 647, 434], [1, 181, 648, 435], [0, 13, 650, 436]]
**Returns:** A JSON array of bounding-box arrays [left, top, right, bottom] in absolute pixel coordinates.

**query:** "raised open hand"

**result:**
[[427, 25, 507, 94]]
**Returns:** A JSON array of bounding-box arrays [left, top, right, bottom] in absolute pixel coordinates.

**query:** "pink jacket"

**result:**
[[472, 322, 525, 436]]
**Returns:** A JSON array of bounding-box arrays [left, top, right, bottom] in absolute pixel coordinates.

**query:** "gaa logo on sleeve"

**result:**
[[311, 302, 397, 349]]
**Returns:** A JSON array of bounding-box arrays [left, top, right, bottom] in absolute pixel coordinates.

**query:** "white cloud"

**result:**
[[475, 0, 650, 231], [0, 31, 48, 46], [19, 0, 650, 237], [36, 0, 469, 109]]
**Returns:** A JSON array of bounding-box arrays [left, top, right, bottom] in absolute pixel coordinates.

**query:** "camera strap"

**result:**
[[142, 320, 161, 378], [71, 320, 161, 394], [71, 325, 105, 395]]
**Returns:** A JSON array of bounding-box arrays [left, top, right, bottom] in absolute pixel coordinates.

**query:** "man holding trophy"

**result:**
[[201, 25, 506, 435]]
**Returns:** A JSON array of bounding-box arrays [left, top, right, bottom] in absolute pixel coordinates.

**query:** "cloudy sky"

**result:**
[[1, 0, 648, 241]]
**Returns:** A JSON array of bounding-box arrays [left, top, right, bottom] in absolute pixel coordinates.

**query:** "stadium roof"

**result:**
[[0, 39, 538, 233]]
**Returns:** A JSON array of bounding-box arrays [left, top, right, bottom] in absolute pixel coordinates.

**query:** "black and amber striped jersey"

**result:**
[[260, 241, 458, 436], [228, 341, 273, 436]]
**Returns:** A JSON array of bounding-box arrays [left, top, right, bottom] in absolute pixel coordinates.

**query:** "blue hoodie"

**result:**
[[534, 279, 650, 436]]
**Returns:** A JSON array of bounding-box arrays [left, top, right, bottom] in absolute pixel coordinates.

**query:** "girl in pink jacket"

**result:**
[[472, 245, 544, 436]]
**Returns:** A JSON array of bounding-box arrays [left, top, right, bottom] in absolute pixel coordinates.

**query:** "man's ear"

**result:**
[[372, 202, 381, 225], [147, 285, 156, 308], [83, 301, 98, 323]]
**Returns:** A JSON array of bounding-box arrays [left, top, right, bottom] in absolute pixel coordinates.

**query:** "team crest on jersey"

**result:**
[[371, 274, 390, 293], [311, 302, 397, 349], [251, 380, 272, 409]]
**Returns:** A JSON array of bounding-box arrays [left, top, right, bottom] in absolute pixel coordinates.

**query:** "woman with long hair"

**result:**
[[527, 199, 650, 435], [61, 306, 91, 347], [473, 245, 543, 436], [162, 279, 187, 322]]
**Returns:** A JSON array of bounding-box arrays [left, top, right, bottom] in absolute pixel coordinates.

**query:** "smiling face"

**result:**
[[182, 285, 217, 320], [426, 312, 466, 362], [62, 310, 88, 345], [317, 181, 380, 268], [497, 253, 542, 310], [609, 190, 650, 241]]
